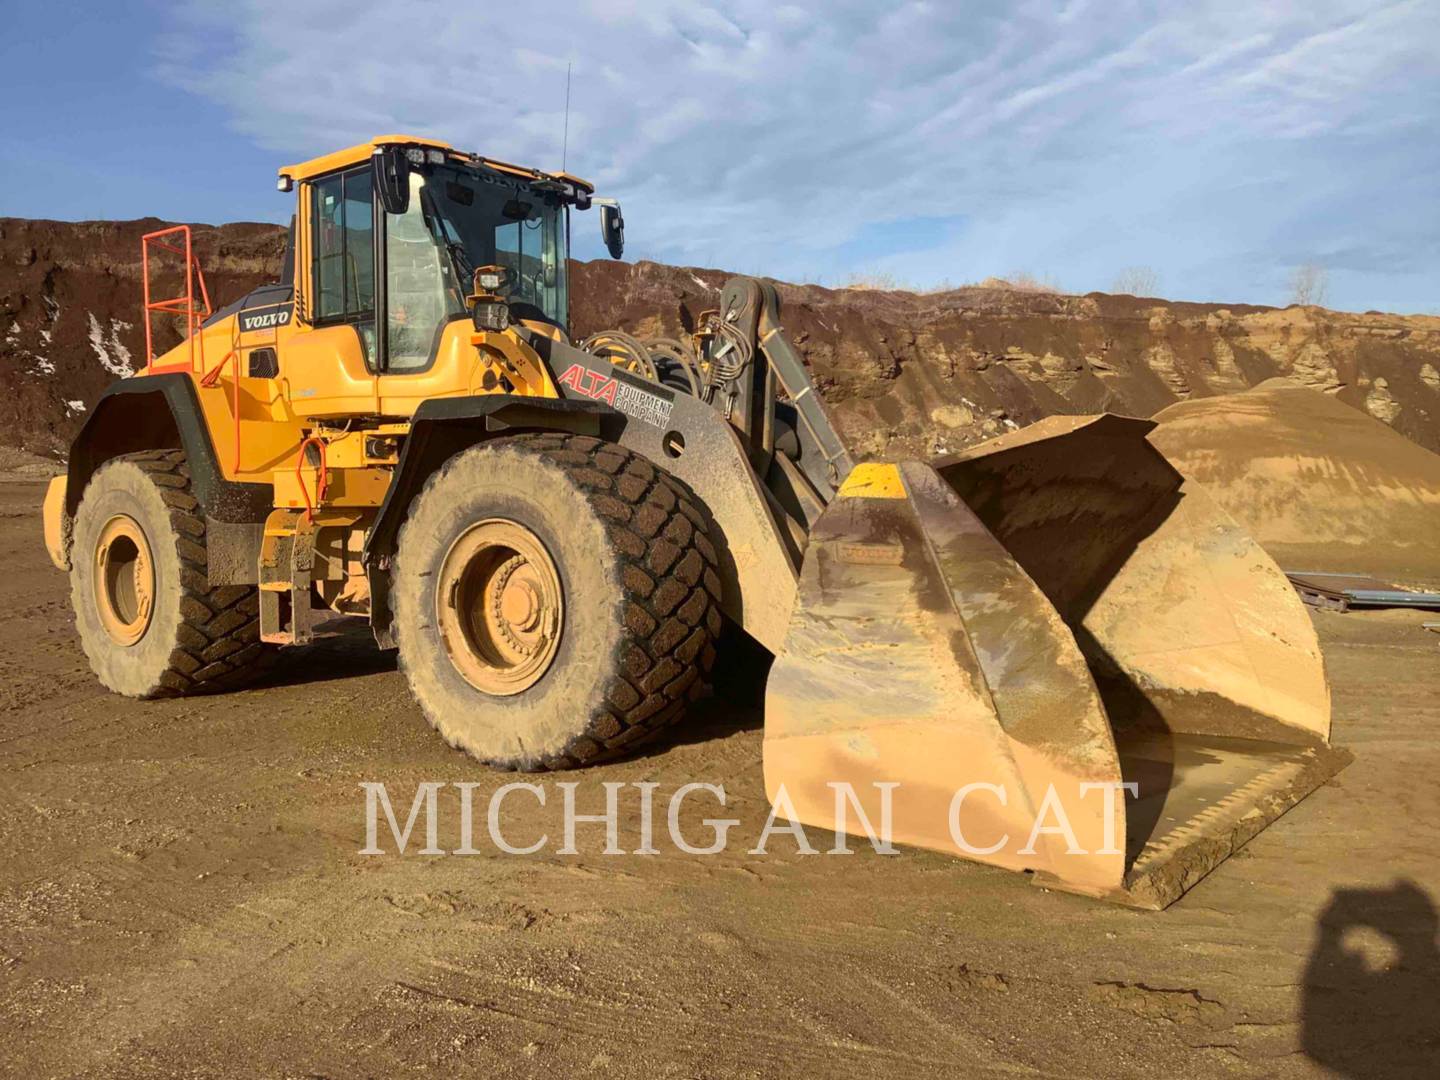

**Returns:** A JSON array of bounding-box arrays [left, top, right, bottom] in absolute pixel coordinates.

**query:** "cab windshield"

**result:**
[[385, 163, 569, 370]]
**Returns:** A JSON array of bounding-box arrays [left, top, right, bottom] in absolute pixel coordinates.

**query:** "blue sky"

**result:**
[[2, 0, 1437, 312]]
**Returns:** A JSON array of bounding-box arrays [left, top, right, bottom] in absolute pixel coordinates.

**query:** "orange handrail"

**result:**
[[142, 225, 212, 373]]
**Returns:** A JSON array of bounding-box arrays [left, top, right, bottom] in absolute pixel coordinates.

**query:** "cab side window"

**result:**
[[311, 167, 374, 323]]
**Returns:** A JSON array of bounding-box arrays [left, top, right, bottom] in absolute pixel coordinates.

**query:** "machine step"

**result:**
[[258, 508, 317, 646]]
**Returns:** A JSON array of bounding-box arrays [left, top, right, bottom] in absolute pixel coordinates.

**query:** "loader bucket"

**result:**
[[763, 416, 1349, 908]]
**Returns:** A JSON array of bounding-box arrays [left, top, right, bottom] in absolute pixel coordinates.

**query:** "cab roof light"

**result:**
[[404, 147, 448, 166]]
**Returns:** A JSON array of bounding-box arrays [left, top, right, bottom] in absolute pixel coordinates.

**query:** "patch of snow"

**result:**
[[43, 296, 60, 322], [39, 328, 51, 344], [65, 399, 86, 415], [5, 341, 56, 383], [88, 312, 135, 378], [6, 321, 17, 341], [107, 321, 134, 372], [688, 273, 712, 292]]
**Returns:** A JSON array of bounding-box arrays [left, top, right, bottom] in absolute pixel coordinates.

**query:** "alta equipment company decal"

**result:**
[[557, 363, 674, 429]]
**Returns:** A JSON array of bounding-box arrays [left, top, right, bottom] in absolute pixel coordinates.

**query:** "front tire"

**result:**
[[392, 433, 723, 769], [70, 449, 275, 697]]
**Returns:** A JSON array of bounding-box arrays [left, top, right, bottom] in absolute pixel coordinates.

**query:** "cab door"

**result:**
[[281, 165, 380, 419]]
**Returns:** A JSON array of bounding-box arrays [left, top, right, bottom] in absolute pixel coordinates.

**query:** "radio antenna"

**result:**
[[561, 61, 572, 171]]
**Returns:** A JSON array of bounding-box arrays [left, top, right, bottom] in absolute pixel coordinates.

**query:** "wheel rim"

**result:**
[[93, 514, 155, 646], [436, 519, 564, 696]]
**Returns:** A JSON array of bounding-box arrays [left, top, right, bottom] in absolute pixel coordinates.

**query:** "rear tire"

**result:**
[[392, 433, 723, 769], [70, 449, 275, 698]]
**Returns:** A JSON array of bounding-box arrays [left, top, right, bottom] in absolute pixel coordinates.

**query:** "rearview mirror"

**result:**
[[598, 200, 624, 259], [375, 147, 410, 216]]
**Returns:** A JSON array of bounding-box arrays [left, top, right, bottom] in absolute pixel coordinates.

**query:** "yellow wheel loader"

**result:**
[[42, 136, 1348, 907]]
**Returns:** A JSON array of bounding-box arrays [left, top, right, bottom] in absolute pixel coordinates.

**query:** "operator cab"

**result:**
[[274, 136, 620, 375]]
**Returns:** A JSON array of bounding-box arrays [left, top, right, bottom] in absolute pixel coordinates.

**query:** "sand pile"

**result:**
[[1150, 379, 1440, 588]]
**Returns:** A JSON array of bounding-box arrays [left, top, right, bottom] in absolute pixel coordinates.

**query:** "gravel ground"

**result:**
[[1, 479, 1436, 1078]]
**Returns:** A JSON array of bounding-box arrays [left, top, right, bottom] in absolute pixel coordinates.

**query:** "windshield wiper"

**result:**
[[446, 241, 474, 290]]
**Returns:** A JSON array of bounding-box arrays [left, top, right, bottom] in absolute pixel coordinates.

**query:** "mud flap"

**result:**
[[764, 418, 1349, 909]]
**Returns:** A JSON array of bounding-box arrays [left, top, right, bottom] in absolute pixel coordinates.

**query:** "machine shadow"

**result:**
[[261, 619, 400, 688], [1301, 880, 1440, 1078], [637, 624, 770, 755], [256, 617, 768, 749]]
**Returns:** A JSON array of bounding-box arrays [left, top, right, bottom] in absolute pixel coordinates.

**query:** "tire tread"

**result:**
[[74, 449, 275, 698], [399, 433, 722, 769]]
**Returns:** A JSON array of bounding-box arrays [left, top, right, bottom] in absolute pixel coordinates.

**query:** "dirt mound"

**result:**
[[0, 218, 285, 456], [5, 218, 1440, 463], [1151, 379, 1440, 588]]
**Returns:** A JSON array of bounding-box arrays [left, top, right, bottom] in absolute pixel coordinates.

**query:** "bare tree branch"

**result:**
[[1111, 266, 1160, 297], [1289, 263, 1330, 307]]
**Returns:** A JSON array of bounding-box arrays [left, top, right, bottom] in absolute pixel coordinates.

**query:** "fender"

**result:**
[[64, 373, 272, 522], [52, 374, 273, 580]]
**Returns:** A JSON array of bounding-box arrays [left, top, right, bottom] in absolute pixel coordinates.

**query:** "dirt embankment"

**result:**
[[571, 261, 1440, 459], [5, 218, 1440, 458], [0, 218, 285, 455]]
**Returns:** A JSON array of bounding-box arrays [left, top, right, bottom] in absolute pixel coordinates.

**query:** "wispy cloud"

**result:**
[[161, 0, 1440, 309]]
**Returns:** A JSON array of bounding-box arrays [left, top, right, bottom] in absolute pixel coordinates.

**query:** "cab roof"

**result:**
[[277, 134, 594, 194]]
